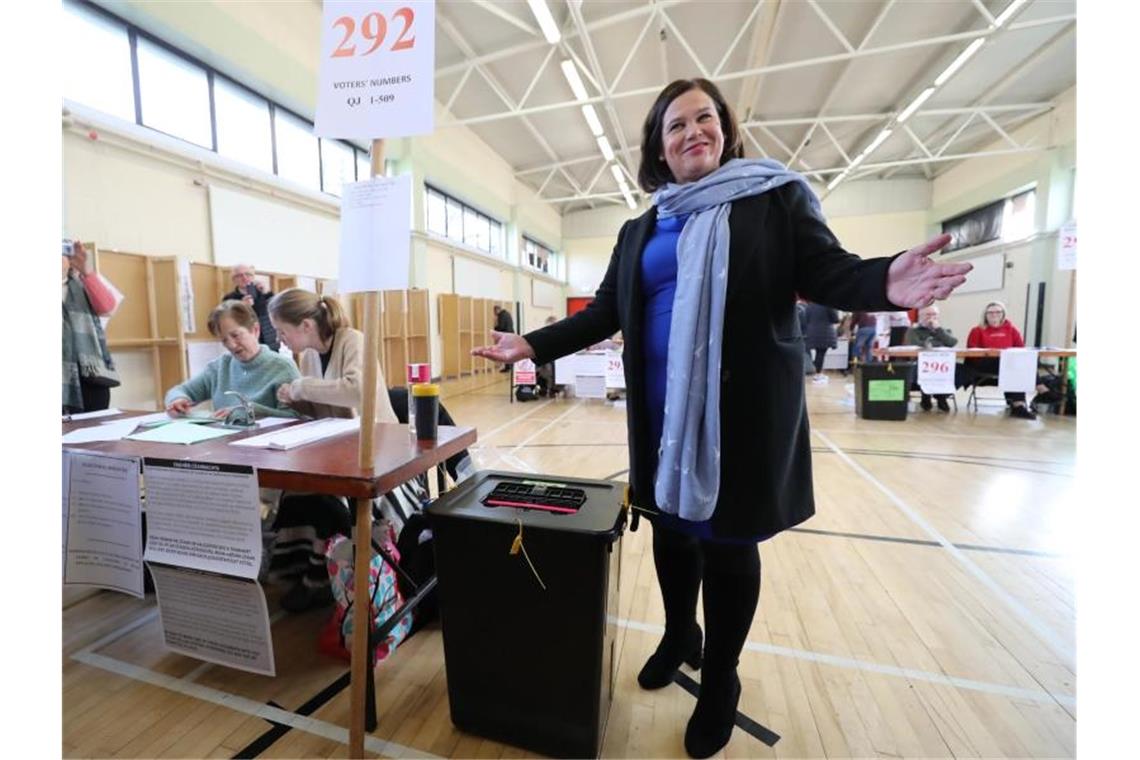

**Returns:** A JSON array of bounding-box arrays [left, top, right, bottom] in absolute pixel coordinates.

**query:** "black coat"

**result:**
[[525, 184, 902, 539], [495, 309, 515, 333], [803, 303, 840, 350]]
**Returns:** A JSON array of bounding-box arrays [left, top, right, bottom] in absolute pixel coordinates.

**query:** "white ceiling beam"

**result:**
[[935, 111, 978, 157], [436, 0, 690, 77], [714, 1, 765, 77], [657, 9, 711, 78], [819, 122, 851, 164], [469, 0, 540, 38], [787, 0, 895, 176], [611, 8, 657, 92], [757, 124, 821, 180], [735, 0, 783, 123], [518, 45, 557, 110], [901, 124, 934, 179], [742, 127, 770, 159], [979, 110, 1021, 149], [971, 0, 997, 26], [566, 0, 641, 199], [444, 66, 473, 112], [441, 14, 1073, 128], [807, 0, 854, 53], [536, 168, 558, 197]]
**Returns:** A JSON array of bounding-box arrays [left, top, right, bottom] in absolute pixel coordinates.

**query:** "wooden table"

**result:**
[[871, 347, 1077, 414], [63, 410, 477, 754]]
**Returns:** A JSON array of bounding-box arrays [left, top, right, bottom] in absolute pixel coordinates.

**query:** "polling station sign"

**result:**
[[315, 1, 435, 139]]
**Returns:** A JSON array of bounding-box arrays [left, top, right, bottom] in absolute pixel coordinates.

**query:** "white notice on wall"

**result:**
[[315, 0, 435, 139], [998, 349, 1039, 397], [179, 257, 195, 334], [148, 564, 275, 677], [142, 459, 262, 580], [917, 350, 957, 395], [1057, 220, 1077, 271], [337, 175, 412, 294], [186, 340, 226, 379], [64, 452, 144, 598]]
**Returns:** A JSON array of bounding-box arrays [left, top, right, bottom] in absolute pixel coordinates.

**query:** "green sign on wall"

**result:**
[[867, 379, 906, 402]]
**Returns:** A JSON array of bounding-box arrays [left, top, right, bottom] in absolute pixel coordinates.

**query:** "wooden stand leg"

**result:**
[[350, 496, 373, 757]]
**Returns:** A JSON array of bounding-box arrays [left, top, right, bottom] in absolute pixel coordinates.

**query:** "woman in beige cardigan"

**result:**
[[265, 288, 399, 611]]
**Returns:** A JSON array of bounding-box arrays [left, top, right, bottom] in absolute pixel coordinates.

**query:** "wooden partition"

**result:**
[[439, 293, 460, 379], [407, 290, 430, 373]]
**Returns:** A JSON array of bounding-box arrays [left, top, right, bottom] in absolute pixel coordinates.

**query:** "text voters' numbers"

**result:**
[[332, 7, 416, 58]]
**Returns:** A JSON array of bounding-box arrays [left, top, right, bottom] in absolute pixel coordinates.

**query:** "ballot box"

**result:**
[[854, 361, 916, 420], [426, 470, 625, 758]]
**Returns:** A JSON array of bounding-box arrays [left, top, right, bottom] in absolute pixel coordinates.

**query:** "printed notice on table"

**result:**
[[148, 564, 275, 677], [917, 350, 957, 395], [142, 459, 261, 580], [64, 451, 144, 598], [337, 174, 411, 293]]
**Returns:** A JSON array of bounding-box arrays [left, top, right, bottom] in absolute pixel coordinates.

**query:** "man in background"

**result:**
[[223, 264, 279, 352], [493, 305, 514, 372]]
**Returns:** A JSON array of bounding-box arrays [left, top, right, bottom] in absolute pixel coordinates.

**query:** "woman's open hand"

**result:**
[[886, 234, 972, 308], [472, 330, 536, 363], [166, 397, 192, 416]]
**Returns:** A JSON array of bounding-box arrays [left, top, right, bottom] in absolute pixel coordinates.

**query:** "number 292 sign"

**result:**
[[316, 0, 435, 139]]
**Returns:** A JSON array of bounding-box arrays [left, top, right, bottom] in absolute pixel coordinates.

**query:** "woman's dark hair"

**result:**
[[637, 78, 744, 193]]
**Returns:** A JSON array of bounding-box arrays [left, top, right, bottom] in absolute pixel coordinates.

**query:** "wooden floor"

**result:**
[[63, 372, 1076, 759]]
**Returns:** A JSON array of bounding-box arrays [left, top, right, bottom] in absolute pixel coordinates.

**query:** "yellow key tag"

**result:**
[[510, 534, 523, 556]]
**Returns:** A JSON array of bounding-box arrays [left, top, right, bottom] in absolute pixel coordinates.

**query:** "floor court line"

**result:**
[[813, 429, 1075, 665], [614, 617, 1075, 709], [70, 650, 442, 760]]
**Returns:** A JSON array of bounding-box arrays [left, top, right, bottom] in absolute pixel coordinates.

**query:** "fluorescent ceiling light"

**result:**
[[597, 136, 614, 162], [526, 0, 561, 44], [610, 163, 625, 183], [582, 105, 604, 137], [993, 0, 1029, 28], [560, 60, 589, 102], [897, 87, 936, 123], [827, 172, 846, 191], [621, 187, 636, 209], [934, 38, 984, 86], [861, 128, 893, 157]]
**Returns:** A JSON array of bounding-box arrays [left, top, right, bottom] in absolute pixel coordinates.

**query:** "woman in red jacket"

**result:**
[[965, 301, 1036, 419]]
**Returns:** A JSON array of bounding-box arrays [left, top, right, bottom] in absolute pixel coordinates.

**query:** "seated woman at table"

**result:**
[[266, 288, 400, 612], [164, 300, 299, 419], [964, 300, 1037, 420], [905, 304, 958, 413]]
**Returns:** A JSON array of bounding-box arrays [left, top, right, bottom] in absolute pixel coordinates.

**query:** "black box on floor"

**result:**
[[854, 361, 916, 420], [425, 470, 625, 758]]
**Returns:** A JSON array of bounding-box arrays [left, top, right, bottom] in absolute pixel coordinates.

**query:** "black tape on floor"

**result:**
[[673, 670, 781, 747]]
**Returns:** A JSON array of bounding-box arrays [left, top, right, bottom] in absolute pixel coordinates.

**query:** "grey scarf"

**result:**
[[62, 274, 119, 410], [652, 158, 821, 521]]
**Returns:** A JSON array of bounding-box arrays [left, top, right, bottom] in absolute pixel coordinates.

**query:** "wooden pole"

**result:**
[[349, 138, 385, 759]]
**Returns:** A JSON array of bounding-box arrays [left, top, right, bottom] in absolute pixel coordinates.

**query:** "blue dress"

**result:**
[[641, 214, 772, 544]]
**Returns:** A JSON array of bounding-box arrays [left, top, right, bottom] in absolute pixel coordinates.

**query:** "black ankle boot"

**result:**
[[637, 623, 702, 690], [684, 670, 741, 758]]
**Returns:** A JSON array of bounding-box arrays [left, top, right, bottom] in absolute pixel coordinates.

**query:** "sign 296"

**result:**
[[331, 7, 416, 57], [920, 358, 951, 374]]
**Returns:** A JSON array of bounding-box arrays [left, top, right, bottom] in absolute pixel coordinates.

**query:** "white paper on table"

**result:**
[[575, 374, 607, 399], [148, 563, 275, 677], [254, 417, 294, 429], [187, 341, 226, 378], [554, 354, 579, 385], [998, 349, 1039, 397], [62, 418, 142, 444], [64, 451, 144, 598], [63, 408, 122, 421], [230, 417, 359, 450], [142, 459, 262, 580], [337, 175, 412, 294], [314, 0, 435, 139], [917, 350, 957, 395], [514, 358, 537, 385], [126, 411, 178, 426], [604, 350, 626, 389]]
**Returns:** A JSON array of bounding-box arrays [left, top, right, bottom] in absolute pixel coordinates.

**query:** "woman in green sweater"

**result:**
[[165, 300, 300, 419]]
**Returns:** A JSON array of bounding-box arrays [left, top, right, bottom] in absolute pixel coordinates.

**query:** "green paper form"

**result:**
[[126, 421, 241, 445], [867, 379, 906, 402]]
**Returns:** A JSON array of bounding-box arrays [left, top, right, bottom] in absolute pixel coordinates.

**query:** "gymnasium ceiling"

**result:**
[[434, 0, 1076, 212]]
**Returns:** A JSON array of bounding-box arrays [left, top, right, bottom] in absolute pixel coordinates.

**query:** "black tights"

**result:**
[[652, 523, 761, 676]]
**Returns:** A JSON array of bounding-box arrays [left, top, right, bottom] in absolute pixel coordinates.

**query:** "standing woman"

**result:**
[[62, 241, 120, 414], [267, 288, 400, 612], [474, 78, 971, 758]]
